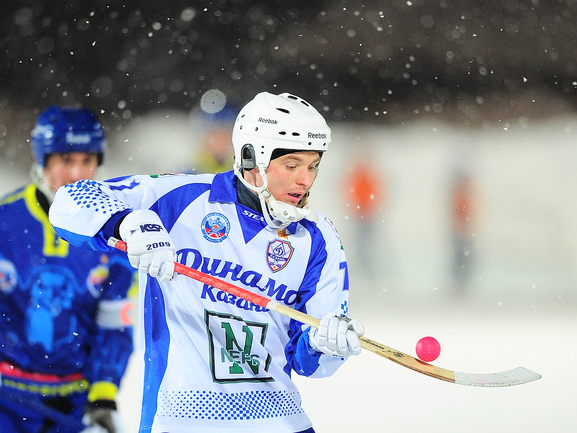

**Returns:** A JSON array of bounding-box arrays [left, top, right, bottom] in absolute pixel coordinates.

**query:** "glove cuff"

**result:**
[[308, 327, 322, 353], [87, 381, 119, 402]]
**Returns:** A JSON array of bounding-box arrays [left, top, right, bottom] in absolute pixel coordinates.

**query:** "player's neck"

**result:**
[[236, 177, 262, 214]]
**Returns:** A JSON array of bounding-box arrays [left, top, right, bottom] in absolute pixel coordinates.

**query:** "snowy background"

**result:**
[[2, 2, 577, 431], [2, 114, 575, 432]]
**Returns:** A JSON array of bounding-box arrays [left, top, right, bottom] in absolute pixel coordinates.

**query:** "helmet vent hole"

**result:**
[[292, 132, 300, 136], [276, 108, 290, 114], [299, 100, 310, 107], [279, 131, 286, 135]]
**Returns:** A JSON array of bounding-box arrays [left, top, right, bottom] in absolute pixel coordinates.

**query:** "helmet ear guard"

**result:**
[[240, 144, 257, 170]]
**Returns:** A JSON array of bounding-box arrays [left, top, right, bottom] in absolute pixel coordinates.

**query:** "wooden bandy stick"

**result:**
[[108, 237, 541, 387]]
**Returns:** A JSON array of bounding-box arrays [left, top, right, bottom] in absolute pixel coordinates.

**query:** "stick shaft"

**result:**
[[108, 237, 540, 387]]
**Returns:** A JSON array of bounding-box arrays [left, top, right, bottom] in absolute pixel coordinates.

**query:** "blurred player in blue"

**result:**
[[0, 106, 136, 433], [49, 92, 365, 433]]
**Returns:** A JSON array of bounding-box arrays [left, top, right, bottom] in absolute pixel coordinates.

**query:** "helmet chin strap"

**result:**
[[234, 163, 311, 229], [258, 189, 311, 229]]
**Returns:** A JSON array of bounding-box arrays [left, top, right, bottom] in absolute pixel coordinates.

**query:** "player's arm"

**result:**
[[285, 221, 364, 378], [49, 175, 177, 281], [83, 255, 135, 433], [49, 174, 182, 250], [49, 175, 143, 251]]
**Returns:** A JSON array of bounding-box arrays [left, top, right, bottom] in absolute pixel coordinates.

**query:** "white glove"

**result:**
[[119, 209, 176, 282], [309, 313, 365, 357]]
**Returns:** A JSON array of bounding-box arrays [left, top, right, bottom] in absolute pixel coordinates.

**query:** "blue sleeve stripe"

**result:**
[[101, 209, 132, 240], [53, 226, 111, 252], [283, 328, 321, 377], [298, 221, 327, 312], [150, 183, 211, 232], [140, 277, 170, 430], [284, 221, 327, 376]]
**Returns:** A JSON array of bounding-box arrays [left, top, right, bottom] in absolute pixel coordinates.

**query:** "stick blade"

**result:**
[[454, 367, 541, 387]]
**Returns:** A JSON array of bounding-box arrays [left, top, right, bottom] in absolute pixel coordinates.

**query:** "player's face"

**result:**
[[264, 151, 321, 206], [43, 152, 99, 192]]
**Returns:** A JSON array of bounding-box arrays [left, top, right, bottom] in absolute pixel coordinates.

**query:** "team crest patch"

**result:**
[[202, 213, 230, 243], [266, 239, 294, 272], [86, 264, 110, 298]]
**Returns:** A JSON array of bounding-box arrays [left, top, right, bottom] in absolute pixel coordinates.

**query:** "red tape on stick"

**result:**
[[108, 237, 277, 311]]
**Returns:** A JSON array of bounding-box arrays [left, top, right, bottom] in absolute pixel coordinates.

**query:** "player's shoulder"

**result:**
[[303, 208, 342, 242], [0, 184, 29, 207], [150, 171, 214, 179], [142, 172, 216, 185], [103, 172, 216, 190]]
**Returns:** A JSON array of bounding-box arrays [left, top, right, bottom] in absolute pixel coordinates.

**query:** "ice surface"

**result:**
[[116, 294, 574, 432]]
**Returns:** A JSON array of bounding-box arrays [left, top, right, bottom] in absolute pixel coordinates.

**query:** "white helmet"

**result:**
[[232, 92, 331, 229]]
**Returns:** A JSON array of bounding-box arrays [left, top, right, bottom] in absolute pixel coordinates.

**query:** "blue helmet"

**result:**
[[31, 105, 105, 167]]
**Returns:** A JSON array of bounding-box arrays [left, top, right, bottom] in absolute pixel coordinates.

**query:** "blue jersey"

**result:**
[[50, 171, 352, 433], [0, 184, 135, 389]]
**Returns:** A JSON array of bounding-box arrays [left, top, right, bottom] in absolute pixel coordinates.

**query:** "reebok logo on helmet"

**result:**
[[258, 117, 278, 125], [308, 132, 327, 139]]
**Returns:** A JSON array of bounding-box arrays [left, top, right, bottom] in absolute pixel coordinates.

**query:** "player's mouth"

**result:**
[[286, 192, 303, 204]]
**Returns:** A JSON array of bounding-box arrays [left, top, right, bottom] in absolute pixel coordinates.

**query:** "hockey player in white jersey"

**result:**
[[49, 92, 365, 433]]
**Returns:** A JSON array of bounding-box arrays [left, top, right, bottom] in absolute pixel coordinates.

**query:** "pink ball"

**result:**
[[415, 336, 441, 362]]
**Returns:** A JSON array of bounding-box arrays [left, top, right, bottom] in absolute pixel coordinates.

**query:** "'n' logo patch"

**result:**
[[266, 239, 294, 272]]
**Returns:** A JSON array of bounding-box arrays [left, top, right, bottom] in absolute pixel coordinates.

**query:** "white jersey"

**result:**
[[50, 171, 351, 433]]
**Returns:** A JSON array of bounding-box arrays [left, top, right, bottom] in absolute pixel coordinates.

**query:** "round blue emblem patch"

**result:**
[[0, 259, 17, 294], [201, 212, 230, 243]]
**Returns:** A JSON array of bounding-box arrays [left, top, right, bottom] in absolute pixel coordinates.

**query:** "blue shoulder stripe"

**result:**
[[296, 220, 327, 312], [150, 182, 211, 231]]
